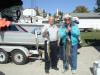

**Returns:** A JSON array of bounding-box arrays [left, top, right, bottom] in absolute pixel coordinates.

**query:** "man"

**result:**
[[42, 16, 59, 73]]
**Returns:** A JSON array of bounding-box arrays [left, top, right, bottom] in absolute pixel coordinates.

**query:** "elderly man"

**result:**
[[58, 14, 80, 74], [42, 16, 59, 73]]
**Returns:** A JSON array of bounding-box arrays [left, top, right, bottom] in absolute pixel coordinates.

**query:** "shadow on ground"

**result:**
[[85, 39, 100, 46], [0, 71, 5, 75], [28, 57, 45, 63], [90, 67, 94, 75], [93, 46, 100, 52], [85, 39, 100, 52]]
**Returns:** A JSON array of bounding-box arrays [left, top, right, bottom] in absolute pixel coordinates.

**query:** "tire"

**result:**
[[11, 50, 28, 65], [0, 49, 9, 64]]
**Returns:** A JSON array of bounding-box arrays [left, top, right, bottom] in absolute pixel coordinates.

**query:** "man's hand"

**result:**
[[42, 28, 48, 37], [44, 29, 48, 33]]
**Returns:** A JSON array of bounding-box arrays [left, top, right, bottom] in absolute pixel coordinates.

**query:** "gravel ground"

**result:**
[[0, 46, 100, 75]]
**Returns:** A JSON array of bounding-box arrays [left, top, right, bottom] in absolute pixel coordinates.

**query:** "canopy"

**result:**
[[0, 0, 23, 10]]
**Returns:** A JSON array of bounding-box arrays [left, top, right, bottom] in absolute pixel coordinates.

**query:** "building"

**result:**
[[70, 13, 100, 31], [56, 8, 59, 17], [38, 9, 45, 14], [38, 9, 45, 17]]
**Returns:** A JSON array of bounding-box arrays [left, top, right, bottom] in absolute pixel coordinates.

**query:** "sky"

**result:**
[[22, 0, 97, 15]]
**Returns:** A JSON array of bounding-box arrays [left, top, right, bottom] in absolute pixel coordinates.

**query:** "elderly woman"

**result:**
[[58, 14, 80, 74]]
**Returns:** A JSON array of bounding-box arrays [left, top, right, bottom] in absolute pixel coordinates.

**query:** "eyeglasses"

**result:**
[[64, 19, 70, 21]]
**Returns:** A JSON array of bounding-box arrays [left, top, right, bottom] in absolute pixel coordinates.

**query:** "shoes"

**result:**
[[52, 67, 59, 70], [72, 70, 76, 74], [62, 69, 67, 73], [45, 70, 49, 74], [51, 66, 59, 70]]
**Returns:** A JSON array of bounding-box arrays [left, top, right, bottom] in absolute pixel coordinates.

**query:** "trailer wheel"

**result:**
[[11, 50, 28, 65], [0, 49, 9, 64]]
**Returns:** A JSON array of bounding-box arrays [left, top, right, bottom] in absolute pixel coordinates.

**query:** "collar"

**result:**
[[62, 23, 68, 28], [49, 24, 55, 28]]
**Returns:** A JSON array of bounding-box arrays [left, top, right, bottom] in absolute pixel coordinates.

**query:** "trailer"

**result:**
[[78, 19, 100, 32], [0, 23, 47, 65], [70, 13, 100, 32]]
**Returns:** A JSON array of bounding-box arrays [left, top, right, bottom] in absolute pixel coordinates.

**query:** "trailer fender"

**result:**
[[0, 46, 29, 57]]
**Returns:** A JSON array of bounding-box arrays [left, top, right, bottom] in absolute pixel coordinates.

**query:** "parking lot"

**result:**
[[0, 46, 100, 75]]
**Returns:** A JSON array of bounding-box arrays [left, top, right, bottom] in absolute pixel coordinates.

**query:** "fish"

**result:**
[[47, 40, 51, 61], [65, 39, 72, 66]]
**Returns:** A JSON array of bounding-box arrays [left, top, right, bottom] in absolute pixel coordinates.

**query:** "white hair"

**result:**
[[63, 14, 72, 20]]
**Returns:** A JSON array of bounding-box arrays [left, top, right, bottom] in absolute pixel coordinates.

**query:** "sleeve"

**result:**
[[58, 26, 67, 39], [71, 25, 80, 37], [56, 26, 59, 40], [42, 25, 47, 34]]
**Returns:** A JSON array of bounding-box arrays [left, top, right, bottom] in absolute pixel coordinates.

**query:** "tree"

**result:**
[[59, 11, 63, 17], [73, 6, 90, 13], [94, 0, 100, 12], [48, 13, 51, 16]]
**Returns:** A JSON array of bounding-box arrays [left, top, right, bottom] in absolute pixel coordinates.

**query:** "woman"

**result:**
[[58, 14, 80, 74]]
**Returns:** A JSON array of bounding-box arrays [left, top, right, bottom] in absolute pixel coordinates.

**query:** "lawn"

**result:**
[[80, 30, 100, 46]]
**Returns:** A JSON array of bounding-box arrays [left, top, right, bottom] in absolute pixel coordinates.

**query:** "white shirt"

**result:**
[[42, 24, 58, 41]]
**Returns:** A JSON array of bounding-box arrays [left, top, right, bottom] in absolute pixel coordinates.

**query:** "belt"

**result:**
[[50, 41, 57, 43]]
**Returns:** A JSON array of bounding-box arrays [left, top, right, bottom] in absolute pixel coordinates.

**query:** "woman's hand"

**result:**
[[68, 25, 71, 31], [66, 26, 71, 33]]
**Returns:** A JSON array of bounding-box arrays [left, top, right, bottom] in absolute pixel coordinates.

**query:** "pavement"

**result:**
[[0, 46, 100, 75]]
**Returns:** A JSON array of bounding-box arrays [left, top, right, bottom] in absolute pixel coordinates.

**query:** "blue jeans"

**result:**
[[62, 43, 78, 70], [71, 44, 78, 70], [62, 44, 69, 70]]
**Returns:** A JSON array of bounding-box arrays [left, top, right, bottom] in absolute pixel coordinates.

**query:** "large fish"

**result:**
[[47, 40, 51, 61], [65, 39, 72, 66]]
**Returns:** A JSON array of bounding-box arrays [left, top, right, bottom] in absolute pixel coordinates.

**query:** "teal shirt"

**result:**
[[71, 24, 80, 46], [58, 23, 80, 46], [58, 25, 68, 44]]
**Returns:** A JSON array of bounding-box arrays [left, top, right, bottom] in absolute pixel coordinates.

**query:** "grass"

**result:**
[[80, 30, 100, 46]]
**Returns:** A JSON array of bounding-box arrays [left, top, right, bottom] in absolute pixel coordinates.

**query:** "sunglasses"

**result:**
[[64, 18, 70, 21]]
